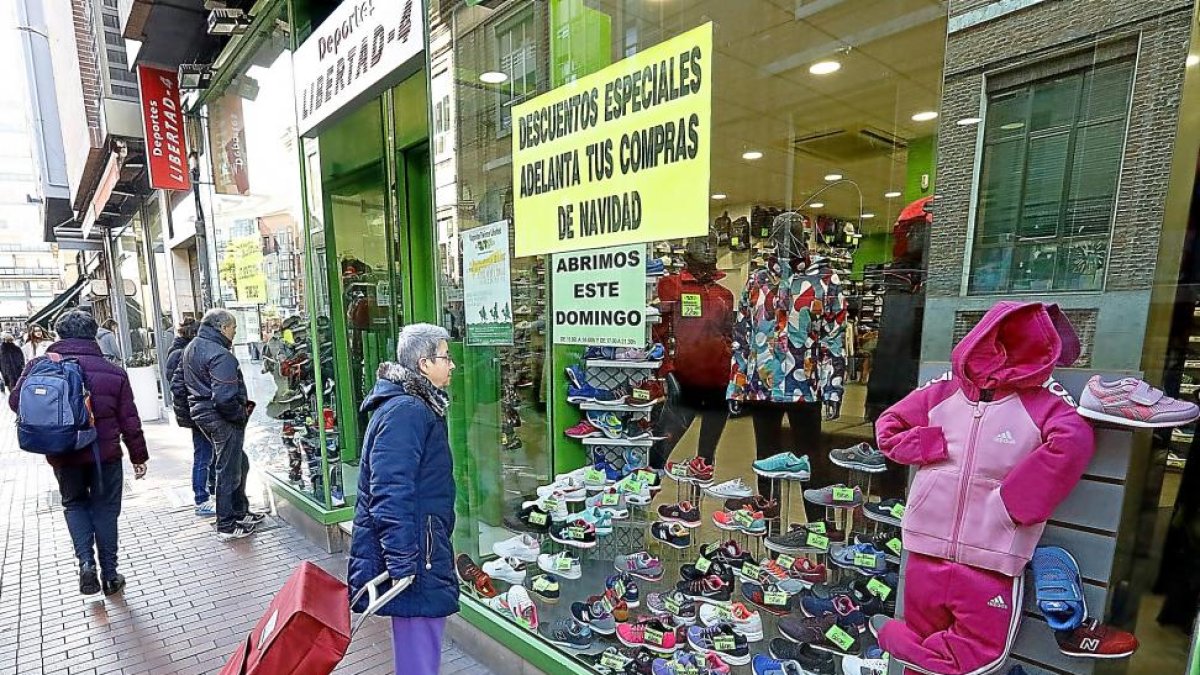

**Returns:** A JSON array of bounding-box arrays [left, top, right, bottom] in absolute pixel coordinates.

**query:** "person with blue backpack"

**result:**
[[8, 310, 148, 597]]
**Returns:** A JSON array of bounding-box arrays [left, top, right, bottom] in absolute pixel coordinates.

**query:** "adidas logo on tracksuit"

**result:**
[[987, 595, 1009, 610], [994, 431, 1015, 444]]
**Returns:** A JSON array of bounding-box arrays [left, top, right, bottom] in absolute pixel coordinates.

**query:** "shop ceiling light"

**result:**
[[809, 60, 841, 75], [861, 213, 875, 219], [1188, 54, 1199, 67], [711, 193, 727, 200], [911, 111, 938, 122], [178, 63, 213, 91], [1000, 121, 1025, 130], [479, 71, 509, 84], [956, 117, 982, 126], [808, 202, 824, 209], [207, 8, 251, 35], [824, 173, 843, 181], [742, 150, 764, 160], [884, 191, 902, 198]]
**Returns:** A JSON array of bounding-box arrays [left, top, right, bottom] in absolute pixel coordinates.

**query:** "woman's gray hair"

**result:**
[[201, 308, 236, 331], [395, 323, 450, 373]]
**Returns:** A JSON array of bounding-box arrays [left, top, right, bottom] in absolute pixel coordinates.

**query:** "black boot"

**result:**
[[79, 564, 100, 595], [102, 573, 125, 596]]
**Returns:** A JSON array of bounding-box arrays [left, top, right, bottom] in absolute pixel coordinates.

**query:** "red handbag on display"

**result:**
[[219, 562, 404, 675]]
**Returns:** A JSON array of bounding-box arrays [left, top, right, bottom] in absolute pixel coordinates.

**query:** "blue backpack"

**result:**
[[16, 353, 99, 456]]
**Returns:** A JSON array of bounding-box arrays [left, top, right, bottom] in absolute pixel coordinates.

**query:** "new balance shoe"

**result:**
[[687, 624, 751, 666], [493, 534, 540, 562], [565, 419, 603, 439], [1055, 618, 1139, 658], [606, 572, 640, 608], [698, 540, 754, 572], [829, 443, 887, 473], [550, 519, 598, 548], [699, 602, 764, 642], [752, 452, 811, 480], [803, 484, 864, 508], [538, 551, 581, 579], [789, 558, 829, 587], [616, 618, 678, 654], [618, 476, 654, 506], [482, 557, 528, 584], [712, 508, 767, 536], [658, 501, 702, 528], [529, 574, 560, 602], [456, 554, 498, 598], [704, 478, 754, 499], [767, 640, 836, 675], [572, 596, 618, 635], [779, 614, 860, 656], [681, 559, 735, 588], [651, 521, 692, 549], [724, 495, 781, 520], [615, 551, 665, 581], [676, 575, 732, 604], [540, 617, 593, 649], [1078, 376, 1200, 428], [1032, 546, 1087, 631], [647, 589, 698, 625], [863, 498, 905, 527], [741, 581, 802, 616]]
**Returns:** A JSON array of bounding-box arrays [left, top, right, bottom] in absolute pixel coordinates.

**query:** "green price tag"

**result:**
[[670, 463, 691, 477], [806, 533, 830, 551], [644, 628, 665, 646], [807, 522, 826, 534], [681, 293, 703, 317], [731, 236, 740, 247], [567, 526, 585, 540], [529, 511, 547, 525], [601, 492, 619, 506], [600, 653, 628, 669], [867, 577, 893, 600], [677, 667, 699, 675], [764, 590, 788, 606], [584, 468, 605, 483], [625, 479, 645, 494], [832, 487, 856, 502], [776, 554, 796, 569], [713, 635, 736, 651], [664, 595, 681, 614], [516, 616, 531, 630], [825, 624, 856, 651], [598, 594, 614, 613], [555, 556, 573, 571], [886, 538, 902, 555], [854, 552, 879, 568], [636, 469, 656, 483], [890, 503, 906, 519], [733, 510, 754, 526], [741, 562, 761, 580], [613, 578, 626, 597], [534, 577, 554, 592], [544, 497, 560, 511], [714, 604, 734, 620], [695, 556, 712, 573], [633, 388, 651, 401]]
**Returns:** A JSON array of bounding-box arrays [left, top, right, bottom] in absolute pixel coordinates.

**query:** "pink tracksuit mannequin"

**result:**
[[876, 302, 1095, 675]]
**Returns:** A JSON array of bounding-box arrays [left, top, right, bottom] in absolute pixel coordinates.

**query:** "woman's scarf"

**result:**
[[376, 362, 449, 417]]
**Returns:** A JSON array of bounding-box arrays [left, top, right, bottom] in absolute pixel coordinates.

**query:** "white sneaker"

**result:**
[[699, 602, 764, 642], [538, 551, 581, 579], [217, 523, 257, 541], [505, 585, 538, 630], [585, 488, 629, 518], [493, 534, 541, 562], [617, 477, 652, 506], [536, 477, 587, 502], [704, 478, 753, 499], [483, 557, 528, 584], [194, 499, 216, 517], [523, 492, 569, 521]]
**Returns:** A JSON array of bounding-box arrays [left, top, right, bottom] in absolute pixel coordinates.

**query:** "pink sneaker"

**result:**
[[616, 617, 677, 653], [564, 420, 602, 439], [1078, 376, 1199, 428]]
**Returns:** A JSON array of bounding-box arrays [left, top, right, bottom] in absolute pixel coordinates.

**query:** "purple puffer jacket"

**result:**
[[8, 338, 149, 467]]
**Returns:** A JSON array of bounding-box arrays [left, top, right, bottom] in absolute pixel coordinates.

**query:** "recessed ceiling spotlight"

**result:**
[[884, 191, 902, 198], [911, 111, 938, 122], [824, 173, 843, 181], [861, 213, 875, 219], [1189, 54, 1199, 67], [956, 117, 982, 126], [711, 193, 727, 200], [742, 150, 764, 160], [808, 202, 824, 209], [479, 71, 508, 84], [809, 60, 841, 75]]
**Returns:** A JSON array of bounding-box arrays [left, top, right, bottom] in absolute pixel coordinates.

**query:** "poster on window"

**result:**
[[551, 244, 646, 347], [208, 94, 250, 195], [463, 221, 514, 346]]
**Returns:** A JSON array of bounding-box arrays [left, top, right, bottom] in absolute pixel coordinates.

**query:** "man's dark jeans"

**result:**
[[54, 459, 123, 579], [200, 421, 249, 531], [191, 427, 214, 504]]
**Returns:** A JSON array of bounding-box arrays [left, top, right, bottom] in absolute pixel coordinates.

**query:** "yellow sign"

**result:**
[[512, 23, 712, 257]]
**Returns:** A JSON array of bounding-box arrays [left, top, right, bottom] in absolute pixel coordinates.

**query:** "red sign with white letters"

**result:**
[[136, 66, 191, 191]]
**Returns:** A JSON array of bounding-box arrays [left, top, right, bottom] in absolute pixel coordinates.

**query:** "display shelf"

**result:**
[[1182, 383, 1199, 396], [1185, 360, 1200, 370], [580, 436, 654, 448], [577, 401, 659, 413], [585, 359, 662, 369]]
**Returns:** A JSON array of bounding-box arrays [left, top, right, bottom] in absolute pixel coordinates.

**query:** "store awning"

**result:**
[[27, 276, 89, 329]]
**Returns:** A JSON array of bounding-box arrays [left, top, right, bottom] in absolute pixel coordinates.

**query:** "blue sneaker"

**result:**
[[830, 543, 889, 574], [568, 382, 605, 403], [606, 572, 640, 608], [646, 342, 665, 360], [1032, 546, 1086, 631], [646, 258, 666, 276], [753, 653, 806, 675], [752, 452, 811, 480], [578, 507, 614, 535], [583, 346, 616, 360], [586, 410, 624, 438], [623, 447, 648, 471], [565, 364, 588, 389], [593, 458, 622, 483]]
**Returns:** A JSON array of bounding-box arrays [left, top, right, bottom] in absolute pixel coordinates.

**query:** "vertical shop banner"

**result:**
[[511, 23, 712, 257], [221, 236, 267, 304], [552, 245, 645, 347], [208, 94, 250, 195], [136, 65, 190, 191], [463, 221, 514, 345], [293, 0, 425, 137]]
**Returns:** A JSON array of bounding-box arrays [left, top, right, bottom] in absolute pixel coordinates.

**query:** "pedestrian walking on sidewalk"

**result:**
[[348, 323, 457, 675], [21, 324, 50, 360], [8, 310, 148, 596], [165, 317, 215, 517], [179, 309, 262, 541], [96, 319, 122, 364], [0, 331, 23, 392]]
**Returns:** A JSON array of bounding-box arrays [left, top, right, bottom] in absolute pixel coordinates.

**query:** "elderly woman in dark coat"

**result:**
[[0, 332, 24, 391], [347, 323, 457, 675]]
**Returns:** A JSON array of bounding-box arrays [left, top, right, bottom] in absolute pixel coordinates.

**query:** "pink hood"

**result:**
[[951, 302, 1080, 401]]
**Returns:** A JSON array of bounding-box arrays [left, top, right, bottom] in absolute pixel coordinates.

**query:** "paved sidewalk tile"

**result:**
[[0, 406, 492, 675]]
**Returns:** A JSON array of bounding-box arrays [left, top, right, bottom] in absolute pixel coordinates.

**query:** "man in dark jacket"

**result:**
[[8, 310, 148, 596], [0, 331, 23, 391], [179, 308, 261, 540], [164, 318, 214, 516]]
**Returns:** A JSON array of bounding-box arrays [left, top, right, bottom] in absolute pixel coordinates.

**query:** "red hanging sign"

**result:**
[[136, 65, 191, 191]]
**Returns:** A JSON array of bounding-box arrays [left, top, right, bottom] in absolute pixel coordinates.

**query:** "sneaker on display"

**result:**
[[650, 521, 692, 549], [578, 506, 615, 535], [829, 543, 889, 575], [828, 442, 887, 473], [675, 575, 732, 604], [539, 617, 593, 649], [587, 410, 626, 439], [606, 572, 640, 608], [493, 534, 541, 563], [537, 551, 581, 580], [657, 501, 702, 528], [767, 639, 836, 675], [704, 478, 754, 499], [1032, 545, 1087, 631], [1055, 618, 1139, 659], [803, 484, 864, 508], [482, 557, 528, 585], [619, 477, 653, 506], [455, 554, 498, 598], [646, 589, 698, 625], [615, 618, 677, 653], [698, 540, 754, 572], [664, 457, 715, 486], [840, 645, 889, 675], [536, 476, 588, 502], [698, 602, 764, 642], [686, 623, 751, 666], [1078, 376, 1200, 428], [571, 596, 618, 635], [614, 551, 664, 581], [504, 585, 538, 630], [564, 364, 588, 389], [585, 488, 630, 518], [550, 519, 598, 549], [712, 508, 767, 536], [528, 574, 560, 602], [863, 498, 905, 527], [521, 493, 569, 521], [752, 452, 811, 480], [564, 419, 603, 439]]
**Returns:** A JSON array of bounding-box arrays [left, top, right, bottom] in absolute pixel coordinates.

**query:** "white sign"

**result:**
[[463, 221, 514, 346], [293, 0, 425, 137], [551, 245, 646, 348]]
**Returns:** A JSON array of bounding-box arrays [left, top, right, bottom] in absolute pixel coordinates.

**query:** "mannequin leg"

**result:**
[[750, 404, 786, 497], [784, 403, 822, 457]]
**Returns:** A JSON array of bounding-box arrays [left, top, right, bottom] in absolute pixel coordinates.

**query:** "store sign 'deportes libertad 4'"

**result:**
[[512, 23, 713, 257], [293, 0, 425, 137]]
